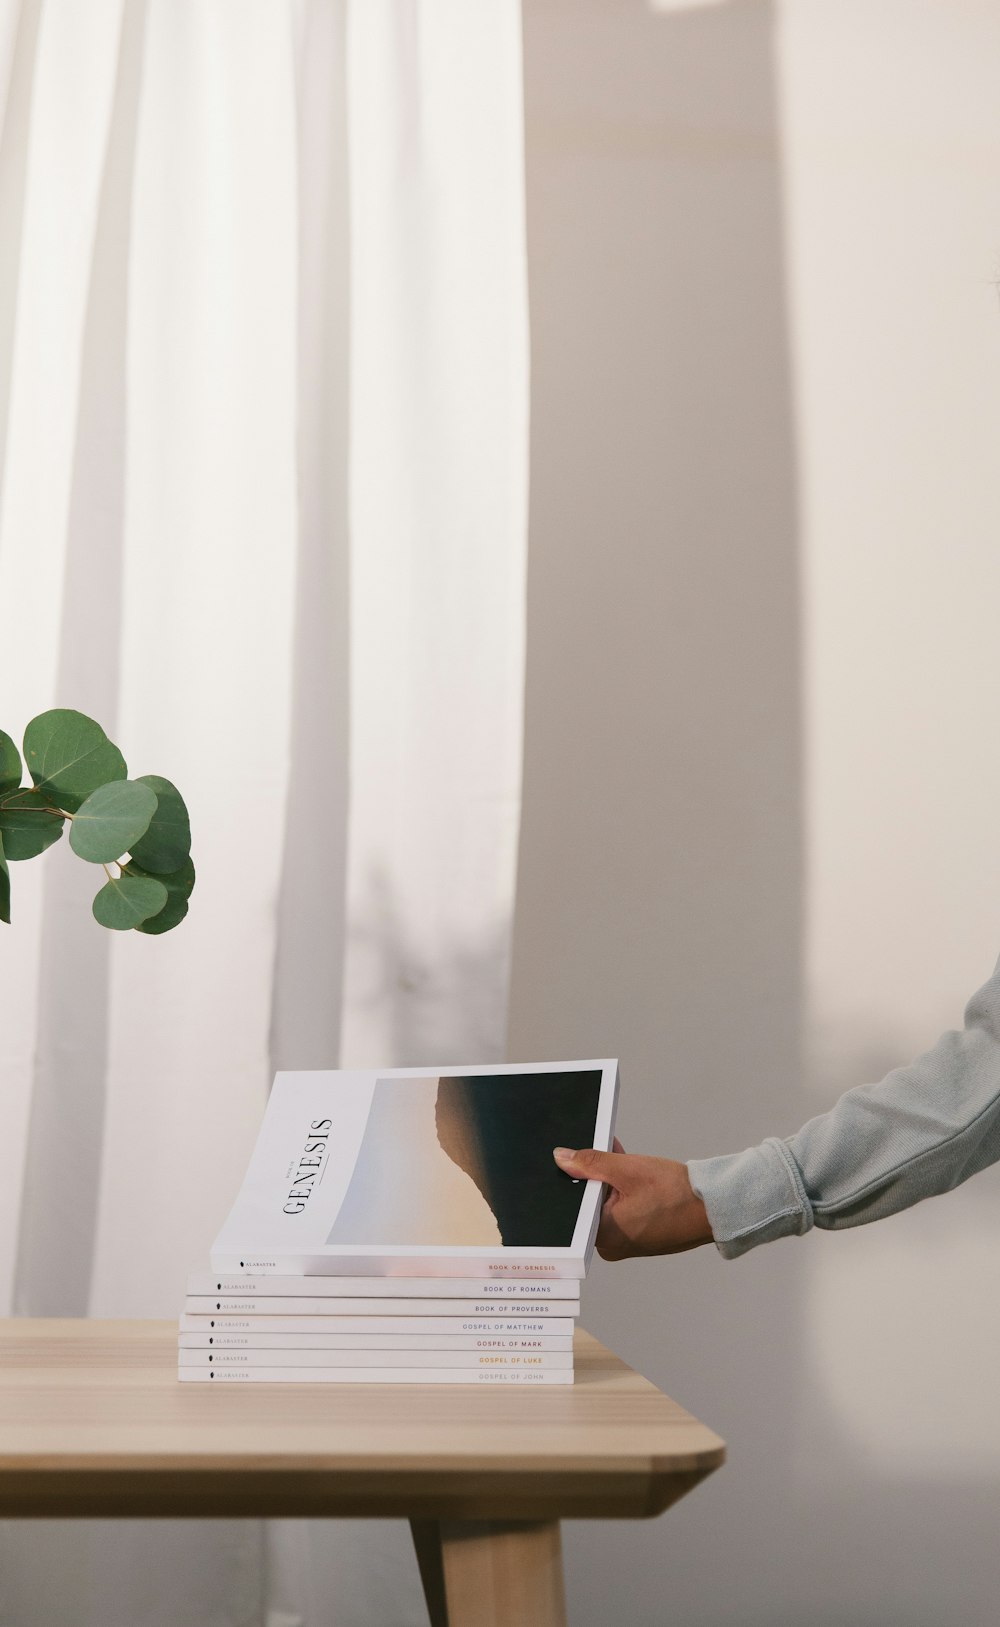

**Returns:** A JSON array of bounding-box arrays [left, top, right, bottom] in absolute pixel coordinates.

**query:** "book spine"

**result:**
[[178, 1313, 577, 1335], [178, 1348, 572, 1369], [189, 1274, 580, 1300], [178, 1366, 574, 1384], [178, 1332, 574, 1351], [211, 1253, 586, 1281], [183, 1296, 580, 1317]]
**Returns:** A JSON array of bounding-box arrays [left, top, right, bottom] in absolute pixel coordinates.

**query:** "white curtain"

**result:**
[[0, 3, 527, 1624]]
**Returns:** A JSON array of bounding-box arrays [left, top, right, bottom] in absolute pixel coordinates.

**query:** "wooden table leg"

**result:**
[[411, 1518, 450, 1627], [410, 1518, 567, 1627]]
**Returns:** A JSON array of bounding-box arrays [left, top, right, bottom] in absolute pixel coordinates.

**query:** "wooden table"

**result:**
[[0, 1319, 725, 1626]]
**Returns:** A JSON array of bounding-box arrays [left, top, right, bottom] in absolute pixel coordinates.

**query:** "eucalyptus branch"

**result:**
[[0, 709, 194, 933]]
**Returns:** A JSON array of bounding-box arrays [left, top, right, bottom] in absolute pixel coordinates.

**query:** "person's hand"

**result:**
[[552, 1138, 713, 1259]]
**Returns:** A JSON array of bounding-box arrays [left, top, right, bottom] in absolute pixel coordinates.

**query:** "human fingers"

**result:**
[[552, 1146, 633, 1187]]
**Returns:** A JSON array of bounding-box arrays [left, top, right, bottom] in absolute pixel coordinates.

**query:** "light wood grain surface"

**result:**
[[413, 1519, 568, 1627], [0, 1319, 725, 1520]]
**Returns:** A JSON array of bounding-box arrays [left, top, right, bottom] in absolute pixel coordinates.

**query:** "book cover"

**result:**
[[210, 1060, 618, 1279], [183, 1296, 580, 1317], [179, 1366, 574, 1385], [178, 1313, 576, 1335]]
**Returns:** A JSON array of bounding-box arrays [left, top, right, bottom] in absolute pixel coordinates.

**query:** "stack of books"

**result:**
[[178, 1272, 581, 1385], [178, 1059, 619, 1386]]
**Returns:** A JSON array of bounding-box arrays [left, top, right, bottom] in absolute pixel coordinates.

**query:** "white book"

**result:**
[[178, 1313, 577, 1336], [211, 1060, 618, 1280], [183, 1296, 580, 1318], [178, 1332, 573, 1351], [179, 1366, 574, 1385], [189, 1273, 581, 1300], [178, 1347, 573, 1369]]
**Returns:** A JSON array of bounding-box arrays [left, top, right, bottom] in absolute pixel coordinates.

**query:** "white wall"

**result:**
[[510, 2, 1000, 1622]]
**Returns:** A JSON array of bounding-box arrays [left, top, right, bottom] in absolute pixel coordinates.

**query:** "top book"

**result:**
[[211, 1060, 619, 1280]]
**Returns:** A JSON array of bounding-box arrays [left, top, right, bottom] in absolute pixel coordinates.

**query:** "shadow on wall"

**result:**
[[332, 867, 516, 1069], [509, 5, 807, 1619], [509, 4, 1000, 1626]]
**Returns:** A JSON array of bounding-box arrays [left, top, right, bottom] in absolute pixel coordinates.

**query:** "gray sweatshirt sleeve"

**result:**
[[687, 952, 1000, 1259]]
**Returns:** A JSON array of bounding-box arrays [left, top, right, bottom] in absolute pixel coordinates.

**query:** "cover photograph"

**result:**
[[211, 1060, 619, 1279]]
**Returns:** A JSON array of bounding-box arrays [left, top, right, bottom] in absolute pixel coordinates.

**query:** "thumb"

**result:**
[[552, 1146, 632, 1186]]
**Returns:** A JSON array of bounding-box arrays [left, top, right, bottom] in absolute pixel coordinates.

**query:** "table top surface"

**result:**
[[0, 1319, 725, 1521]]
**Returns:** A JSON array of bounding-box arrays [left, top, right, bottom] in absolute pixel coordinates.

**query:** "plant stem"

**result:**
[[0, 798, 71, 818]]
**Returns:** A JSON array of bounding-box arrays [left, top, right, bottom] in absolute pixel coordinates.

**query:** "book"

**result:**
[[183, 1296, 580, 1317], [178, 1348, 572, 1369], [188, 1273, 581, 1300], [178, 1313, 577, 1335], [178, 1331, 573, 1351], [210, 1060, 618, 1279], [178, 1366, 574, 1385]]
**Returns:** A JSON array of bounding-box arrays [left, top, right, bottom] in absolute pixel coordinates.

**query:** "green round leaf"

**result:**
[[23, 708, 126, 812], [0, 789, 65, 860], [0, 830, 9, 924], [69, 780, 158, 864], [92, 874, 168, 931], [129, 775, 191, 873], [130, 855, 195, 935], [0, 730, 21, 795]]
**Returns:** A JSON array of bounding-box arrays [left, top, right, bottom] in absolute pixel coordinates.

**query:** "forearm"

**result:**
[[688, 952, 1000, 1259]]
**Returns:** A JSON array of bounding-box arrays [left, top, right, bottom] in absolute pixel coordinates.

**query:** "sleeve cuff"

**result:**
[[687, 1137, 814, 1259]]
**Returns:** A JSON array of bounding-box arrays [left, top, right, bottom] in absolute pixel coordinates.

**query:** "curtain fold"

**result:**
[[342, 0, 527, 1077], [267, 5, 528, 1621], [0, 0, 124, 1313], [15, 0, 146, 1319], [0, 3, 527, 1624]]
